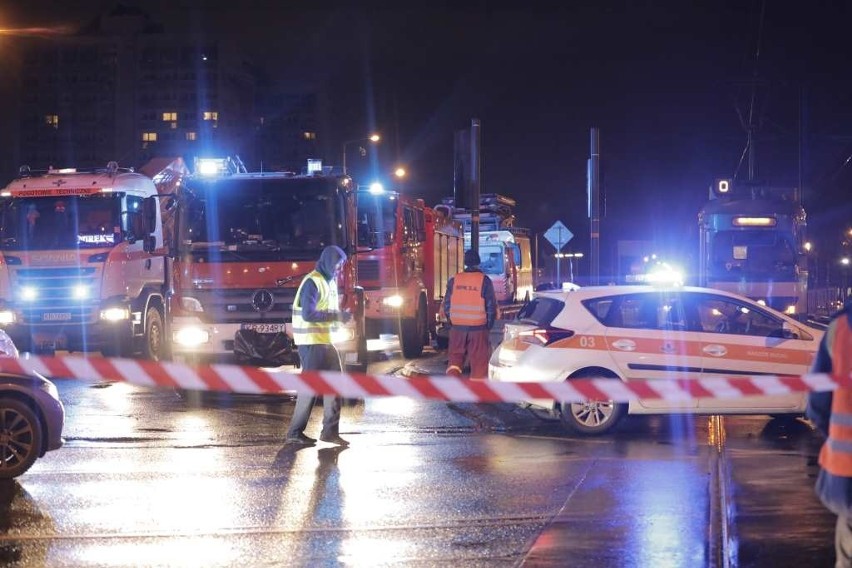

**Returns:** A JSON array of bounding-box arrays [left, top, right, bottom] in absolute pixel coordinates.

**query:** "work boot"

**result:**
[[319, 434, 350, 447], [285, 433, 316, 445]]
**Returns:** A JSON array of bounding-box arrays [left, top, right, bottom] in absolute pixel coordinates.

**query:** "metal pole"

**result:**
[[470, 119, 481, 256], [342, 143, 347, 174], [589, 128, 600, 285], [535, 233, 539, 287], [556, 253, 561, 286]]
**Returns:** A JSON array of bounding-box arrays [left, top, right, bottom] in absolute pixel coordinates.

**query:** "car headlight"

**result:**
[[174, 326, 209, 347], [331, 326, 356, 344], [181, 297, 204, 312], [100, 307, 130, 321], [73, 284, 90, 299], [382, 295, 404, 308], [21, 286, 38, 301]]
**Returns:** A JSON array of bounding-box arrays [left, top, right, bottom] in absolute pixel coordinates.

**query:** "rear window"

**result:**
[[515, 297, 564, 326]]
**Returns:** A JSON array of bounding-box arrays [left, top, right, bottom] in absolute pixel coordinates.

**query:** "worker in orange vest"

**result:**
[[807, 299, 852, 567], [442, 249, 498, 379]]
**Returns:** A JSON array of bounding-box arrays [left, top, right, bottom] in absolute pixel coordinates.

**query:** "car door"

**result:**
[[692, 293, 817, 411], [602, 292, 701, 410]]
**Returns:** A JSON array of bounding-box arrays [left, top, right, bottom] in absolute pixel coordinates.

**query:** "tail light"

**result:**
[[518, 327, 574, 346]]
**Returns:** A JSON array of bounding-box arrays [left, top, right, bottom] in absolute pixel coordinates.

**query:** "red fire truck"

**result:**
[[441, 193, 533, 304], [140, 157, 367, 370], [356, 186, 463, 358], [0, 162, 167, 358]]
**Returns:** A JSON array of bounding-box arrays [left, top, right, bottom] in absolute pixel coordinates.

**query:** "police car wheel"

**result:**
[[0, 398, 44, 479], [558, 369, 626, 435], [559, 400, 625, 435]]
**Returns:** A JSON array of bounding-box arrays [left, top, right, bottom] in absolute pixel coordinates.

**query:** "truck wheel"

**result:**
[[0, 398, 44, 479], [400, 299, 426, 359], [141, 307, 165, 361]]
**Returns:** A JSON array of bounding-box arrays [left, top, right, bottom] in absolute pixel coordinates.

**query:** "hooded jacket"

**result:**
[[296, 245, 347, 324]]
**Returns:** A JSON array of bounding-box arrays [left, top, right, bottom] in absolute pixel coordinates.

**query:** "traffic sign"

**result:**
[[544, 220, 573, 251]]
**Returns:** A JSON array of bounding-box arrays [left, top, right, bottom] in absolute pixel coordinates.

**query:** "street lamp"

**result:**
[[554, 252, 584, 284], [394, 167, 407, 179], [342, 133, 380, 174]]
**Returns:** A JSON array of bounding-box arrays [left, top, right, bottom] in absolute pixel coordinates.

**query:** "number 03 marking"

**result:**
[[579, 336, 596, 348]]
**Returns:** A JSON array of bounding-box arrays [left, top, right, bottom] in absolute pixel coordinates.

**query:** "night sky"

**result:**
[[2, 0, 851, 271]]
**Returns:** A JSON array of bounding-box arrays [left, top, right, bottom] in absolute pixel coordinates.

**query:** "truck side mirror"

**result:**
[[143, 235, 157, 254], [512, 244, 521, 266], [141, 196, 158, 236]]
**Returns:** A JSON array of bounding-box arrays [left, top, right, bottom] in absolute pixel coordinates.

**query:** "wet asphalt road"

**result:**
[[0, 348, 838, 567]]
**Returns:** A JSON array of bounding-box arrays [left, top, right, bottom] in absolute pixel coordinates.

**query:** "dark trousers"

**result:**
[[286, 344, 343, 439], [446, 328, 491, 379]]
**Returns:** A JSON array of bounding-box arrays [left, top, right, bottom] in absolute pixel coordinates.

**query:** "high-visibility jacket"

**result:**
[[449, 272, 487, 327], [819, 315, 852, 476], [292, 270, 339, 345]]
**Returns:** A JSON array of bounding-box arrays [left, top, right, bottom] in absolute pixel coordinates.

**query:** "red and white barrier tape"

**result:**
[[0, 355, 846, 404]]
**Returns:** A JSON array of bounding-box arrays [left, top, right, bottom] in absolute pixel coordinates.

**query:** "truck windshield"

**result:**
[[709, 229, 797, 280], [180, 177, 347, 261], [479, 245, 504, 275], [0, 194, 121, 250], [356, 193, 397, 248]]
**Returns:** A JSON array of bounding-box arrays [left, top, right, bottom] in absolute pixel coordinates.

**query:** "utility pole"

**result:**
[[588, 128, 601, 285]]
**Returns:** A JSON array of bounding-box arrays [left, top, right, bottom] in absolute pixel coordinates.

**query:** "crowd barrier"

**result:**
[[0, 354, 847, 404]]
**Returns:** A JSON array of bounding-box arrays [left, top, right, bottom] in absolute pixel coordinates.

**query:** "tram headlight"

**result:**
[[733, 216, 776, 227]]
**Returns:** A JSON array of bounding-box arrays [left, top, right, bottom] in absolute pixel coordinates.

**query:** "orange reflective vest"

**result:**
[[449, 272, 487, 327], [819, 316, 852, 476]]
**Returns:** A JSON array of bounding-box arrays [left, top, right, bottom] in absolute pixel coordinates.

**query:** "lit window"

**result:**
[[142, 132, 158, 142], [186, 131, 197, 141], [45, 114, 59, 128], [202, 111, 218, 121], [162, 112, 177, 121], [303, 131, 317, 140]]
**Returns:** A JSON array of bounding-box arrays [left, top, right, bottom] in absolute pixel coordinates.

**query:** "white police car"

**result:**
[[489, 285, 821, 435]]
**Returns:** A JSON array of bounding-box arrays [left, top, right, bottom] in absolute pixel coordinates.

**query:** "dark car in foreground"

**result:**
[[0, 327, 65, 479], [0, 371, 65, 478]]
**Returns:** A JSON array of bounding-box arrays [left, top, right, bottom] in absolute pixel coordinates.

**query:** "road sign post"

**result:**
[[544, 221, 573, 286]]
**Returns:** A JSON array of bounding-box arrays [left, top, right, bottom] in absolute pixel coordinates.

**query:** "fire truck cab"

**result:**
[[0, 162, 166, 358], [356, 186, 463, 358], [475, 230, 533, 304], [141, 157, 367, 370]]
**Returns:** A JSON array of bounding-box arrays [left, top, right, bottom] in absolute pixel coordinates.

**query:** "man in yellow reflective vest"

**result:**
[[285, 245, 352, 446], [808, 299, 852, 566], [442, 249, 498, 380]]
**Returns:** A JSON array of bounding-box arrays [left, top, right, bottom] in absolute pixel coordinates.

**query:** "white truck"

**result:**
[[0, 162, 167, 358]]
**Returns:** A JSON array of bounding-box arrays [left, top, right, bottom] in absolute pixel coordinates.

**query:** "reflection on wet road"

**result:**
[[0, 362, 837, 567]]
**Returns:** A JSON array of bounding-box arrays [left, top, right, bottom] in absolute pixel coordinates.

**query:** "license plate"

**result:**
[[241, 323, 286, 334], [43, 312, 72, 322]]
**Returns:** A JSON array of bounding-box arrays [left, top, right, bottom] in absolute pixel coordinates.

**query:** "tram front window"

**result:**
[[710, 230, 797, 279]]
